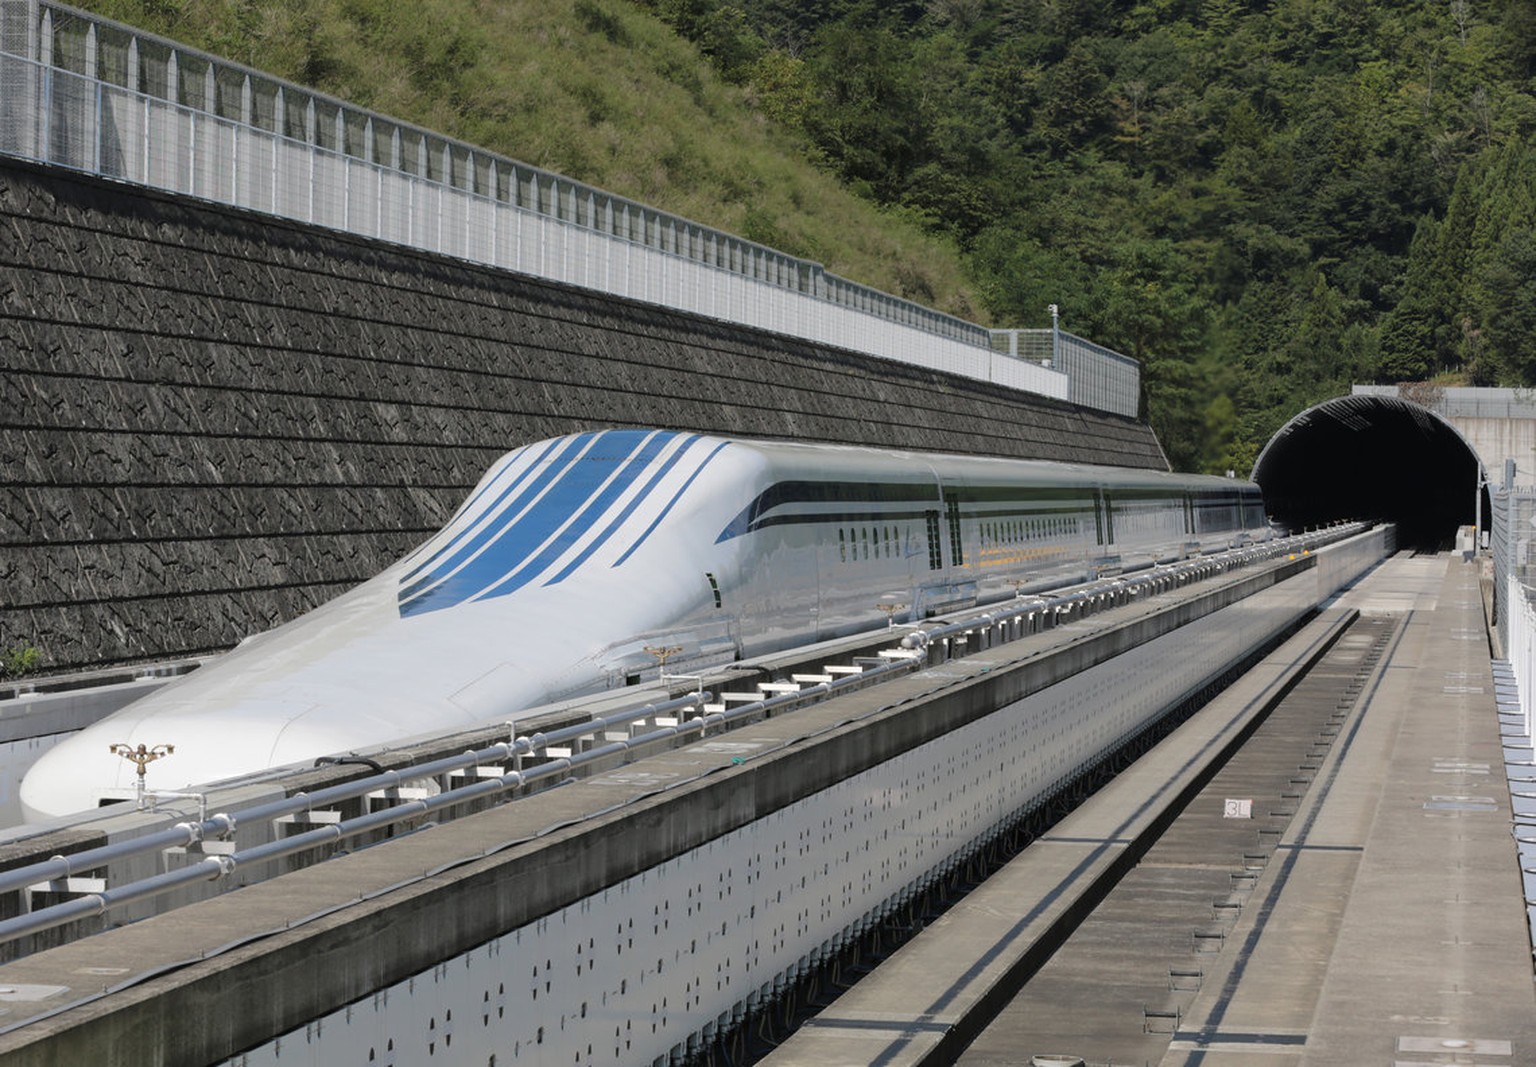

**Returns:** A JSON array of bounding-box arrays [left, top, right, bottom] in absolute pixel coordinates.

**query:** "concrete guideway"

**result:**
[[764, 553, 1536, 1066], [760, 587, 1364, 1066]]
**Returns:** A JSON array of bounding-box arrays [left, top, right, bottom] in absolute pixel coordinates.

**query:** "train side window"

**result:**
[[838, 528, 847, 563], [925, 511, 942, 570], [945, 499, 964, 566], [861, 528, 870, 560]]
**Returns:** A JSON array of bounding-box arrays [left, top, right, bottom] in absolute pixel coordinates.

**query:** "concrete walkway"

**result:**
[[1162, 554, 1536, 1065]]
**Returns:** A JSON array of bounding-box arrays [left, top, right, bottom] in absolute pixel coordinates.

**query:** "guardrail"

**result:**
[[1505, 572, 1536, 738], [993, 327, 1141, 418], [0, 0, 1149, 406]]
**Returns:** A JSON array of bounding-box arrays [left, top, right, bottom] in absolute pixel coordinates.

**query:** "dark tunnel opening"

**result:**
[[1251, 395, 1482, 551]]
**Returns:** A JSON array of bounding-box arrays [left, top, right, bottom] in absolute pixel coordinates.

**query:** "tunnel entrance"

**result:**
[[1252, 395, 1482, 550]]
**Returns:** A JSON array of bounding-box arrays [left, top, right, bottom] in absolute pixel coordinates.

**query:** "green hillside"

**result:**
[[641, 0, 1536, 472], [74, 0, 1536, 472], [75, 0, 982, 318]]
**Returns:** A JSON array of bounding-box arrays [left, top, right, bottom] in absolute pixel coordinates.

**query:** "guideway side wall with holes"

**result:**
[[0, 157, 1168, 675], [0, 531, 1392, 1066]]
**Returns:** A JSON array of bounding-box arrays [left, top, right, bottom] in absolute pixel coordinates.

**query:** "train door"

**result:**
[[944, 499, 965, 567], [915, 492, 977, 616]]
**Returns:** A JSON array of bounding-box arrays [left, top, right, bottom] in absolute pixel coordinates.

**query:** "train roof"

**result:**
[[706, 434, 1257, 493]]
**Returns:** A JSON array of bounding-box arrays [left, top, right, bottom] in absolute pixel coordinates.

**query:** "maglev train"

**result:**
[[20, 429, 1269, 819]]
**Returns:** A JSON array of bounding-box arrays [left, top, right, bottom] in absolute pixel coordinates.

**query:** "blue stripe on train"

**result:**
[[398, 430, 676, 617], [399, 436, 570, 587], [543, 433, 705, 586], [465, 431, 677, 602], [611, 440, 733, 566], [399, 433, 596, 604]]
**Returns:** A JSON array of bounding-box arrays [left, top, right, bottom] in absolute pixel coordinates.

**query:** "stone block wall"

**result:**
[[0, 157, 1166, 672]]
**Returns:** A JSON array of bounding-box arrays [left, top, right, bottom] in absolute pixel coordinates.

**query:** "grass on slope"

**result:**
[[76, 0, 984, 321]]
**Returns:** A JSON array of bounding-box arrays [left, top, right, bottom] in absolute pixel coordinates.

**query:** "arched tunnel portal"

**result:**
[[1252, 395, 1483, 550]]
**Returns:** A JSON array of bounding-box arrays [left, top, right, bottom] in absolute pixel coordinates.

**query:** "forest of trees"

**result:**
[[77, 0, 1536, 472], [637, 0, 1536, 471]]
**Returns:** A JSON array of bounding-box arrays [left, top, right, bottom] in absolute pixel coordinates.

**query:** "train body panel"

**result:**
[[20, 430, 1268, 819]]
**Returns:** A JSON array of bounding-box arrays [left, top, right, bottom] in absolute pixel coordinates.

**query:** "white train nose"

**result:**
[[18, 707, 309, 822], [19, 731, 158, 821], [16, 692, 428, 822]]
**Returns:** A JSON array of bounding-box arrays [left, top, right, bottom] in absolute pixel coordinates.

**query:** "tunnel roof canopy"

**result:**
[[1252, 394, 1481, 549]]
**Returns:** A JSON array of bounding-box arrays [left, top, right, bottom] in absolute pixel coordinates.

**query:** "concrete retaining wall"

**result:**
[[0, 157, 1166, 673]]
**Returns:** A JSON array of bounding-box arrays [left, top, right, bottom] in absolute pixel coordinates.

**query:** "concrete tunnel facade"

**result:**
[[1252, 394, 1483, 549]]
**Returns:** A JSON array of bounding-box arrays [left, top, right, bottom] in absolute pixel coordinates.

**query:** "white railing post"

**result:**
[[336, 107, 347, 229], [24, 0, 42, 62], [36, 4, 50, 162], [271, 85, 283, 213], [303, 96, 315, 223], [1516, 578, 1536, 741]]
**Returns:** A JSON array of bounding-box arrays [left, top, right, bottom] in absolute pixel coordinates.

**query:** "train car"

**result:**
[[19, 429, 1268, 819]]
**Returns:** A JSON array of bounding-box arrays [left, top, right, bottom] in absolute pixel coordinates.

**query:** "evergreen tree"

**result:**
[[1378, 214, 1449, 380]]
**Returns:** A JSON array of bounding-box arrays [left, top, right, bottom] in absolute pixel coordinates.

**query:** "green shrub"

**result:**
[[0, 646, 41, 680]]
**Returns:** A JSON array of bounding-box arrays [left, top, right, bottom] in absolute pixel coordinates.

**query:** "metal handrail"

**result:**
[[0, 660, 941, 945], [901, 525, 1362, 652], [0, 690, 708, 899]]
